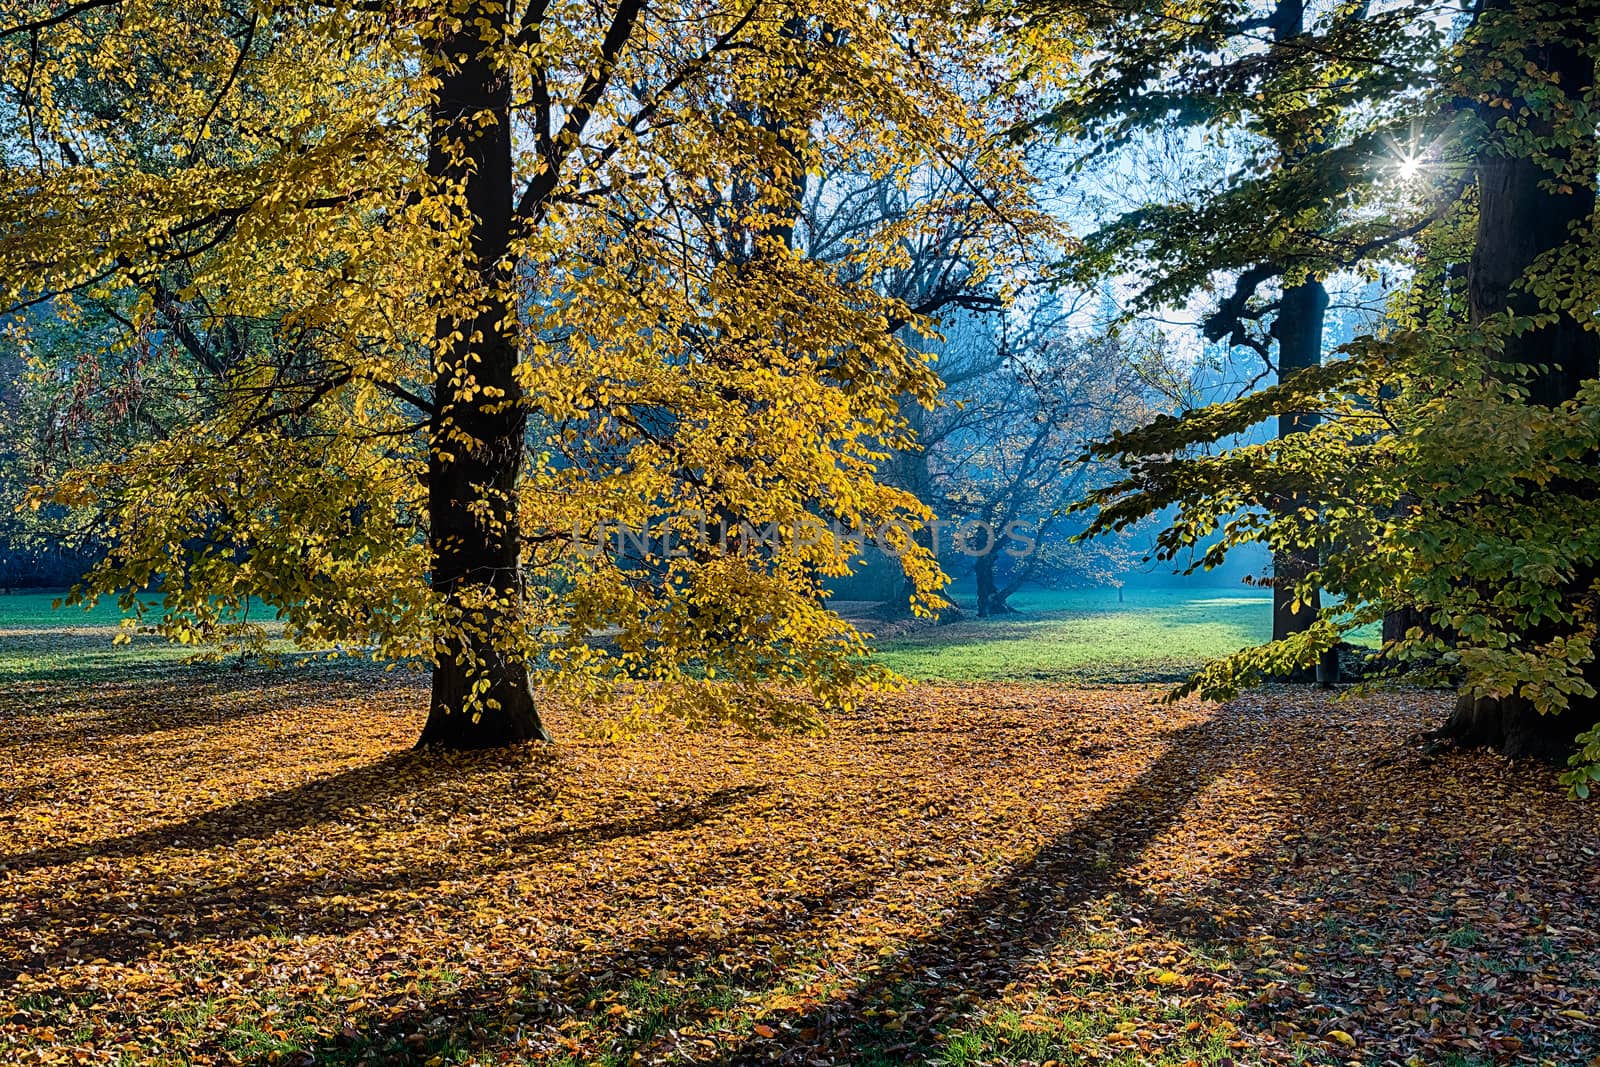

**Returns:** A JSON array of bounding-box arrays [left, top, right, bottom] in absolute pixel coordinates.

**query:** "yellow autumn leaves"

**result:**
[[1, 0, 1056, 729]]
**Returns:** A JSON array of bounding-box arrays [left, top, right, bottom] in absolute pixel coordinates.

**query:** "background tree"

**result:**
[[925, 312, 1156, 616], [797, 157, 1051, 618], [1072, 0, 1600, 789], [1033, 0, 1450, 644]]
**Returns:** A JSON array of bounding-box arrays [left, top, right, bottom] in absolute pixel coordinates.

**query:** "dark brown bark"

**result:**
[[975, 551, 996, 618], [417, 7, 548, 748], [1381, 605, 1425, 647], [1259, 0, 1331, 656], [1464, 0, 1599, 403], [1442, 691, 1581, 761], [1271, 277, 1327, 644], [1437, 0, 1599, 758], [974, 551, 1019, 618]]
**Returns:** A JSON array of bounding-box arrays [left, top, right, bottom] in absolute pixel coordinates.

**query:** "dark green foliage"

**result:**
[[1068, 0, 1600, 788]]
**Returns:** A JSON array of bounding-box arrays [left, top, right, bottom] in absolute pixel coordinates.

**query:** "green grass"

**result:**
[[872, 585, 1380, 684], [0, 591, 187, 681], [0, 589, 312, 683], [1, 584, 1356, 688], [0, 590, 152, 628], [936, 1006, 1238, 1067], [871, 587, 1282, 684]]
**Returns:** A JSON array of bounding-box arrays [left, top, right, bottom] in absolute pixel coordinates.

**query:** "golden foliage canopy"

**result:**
[[0, 0, 1054, 731]]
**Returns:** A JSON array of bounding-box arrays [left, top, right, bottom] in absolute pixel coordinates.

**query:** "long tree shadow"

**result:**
[[695, 706, 1251, 1064], [0, 781, 770, 981], [688, 697, 1596, 1067], [231, 704, 1255, 1066], [0, 659, 401, 748], [1102, 749, 1600, 1064], [0, 747, 534, 876]]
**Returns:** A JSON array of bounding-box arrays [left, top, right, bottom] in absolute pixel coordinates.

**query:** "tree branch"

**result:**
[[514, 0, 647, 220], [1, 0, 122, 39]]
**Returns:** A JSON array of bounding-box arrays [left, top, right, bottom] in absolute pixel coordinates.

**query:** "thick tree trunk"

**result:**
[[1466, 138, 1598, 403], [1261, 0, 1329, 654], [1437, 0, 1598, 757], [416, 8, 548, 748], [1441, 692, 1582, 761], [1271, 277, 1327, 643], [1381, 605, 1425, 647]]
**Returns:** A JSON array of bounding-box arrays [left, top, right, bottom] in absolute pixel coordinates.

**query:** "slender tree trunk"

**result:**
[[965, 494, 1023, 619], [975, 551, 997, 618], [1260, 0, 1331, 657], [417, 7, 548, 748], [1437, 0, 1598, 758], [1271, 277, 1327, 643]]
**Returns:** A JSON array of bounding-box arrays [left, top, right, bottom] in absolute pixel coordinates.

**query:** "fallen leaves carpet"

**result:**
[[1, 672, 1596, 1066]]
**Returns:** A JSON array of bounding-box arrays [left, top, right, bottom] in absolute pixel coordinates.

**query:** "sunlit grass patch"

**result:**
[[872, 587, 1276, 683], [0, 591, 375, 686], [870, 587, 1383, 684]]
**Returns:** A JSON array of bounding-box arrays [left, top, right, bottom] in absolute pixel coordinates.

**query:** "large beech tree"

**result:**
[[1434, 0, 1600, 759], [0, 0, 1043, 746]]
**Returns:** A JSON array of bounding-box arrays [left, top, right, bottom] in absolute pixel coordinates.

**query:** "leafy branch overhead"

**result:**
[[1055, 0, 1600, 785]]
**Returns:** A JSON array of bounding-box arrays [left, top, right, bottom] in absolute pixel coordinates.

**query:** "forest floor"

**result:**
[[2, 661, 1598, 1067]]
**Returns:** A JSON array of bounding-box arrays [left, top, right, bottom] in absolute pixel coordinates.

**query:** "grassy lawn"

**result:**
[[2, 586, 1286, 688], [0, 592, 194, 682], [1, 592, 1597, 1067], [871, 588, 1278, 684], [0, 592, 348, 685]]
